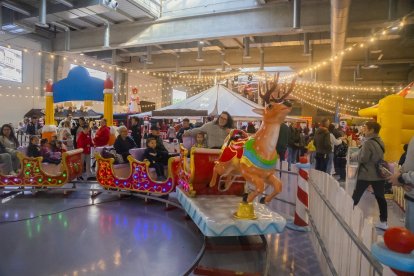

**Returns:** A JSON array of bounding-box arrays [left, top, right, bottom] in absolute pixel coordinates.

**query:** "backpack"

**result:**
[[371, 138, 391, 179], [335, 142, 348, 158]]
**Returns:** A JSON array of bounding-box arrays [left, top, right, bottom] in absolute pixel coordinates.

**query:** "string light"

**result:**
[[278, 15, 410, 81]]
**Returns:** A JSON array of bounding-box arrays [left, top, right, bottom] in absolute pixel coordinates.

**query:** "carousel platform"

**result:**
[[176, 187, 286, 237]]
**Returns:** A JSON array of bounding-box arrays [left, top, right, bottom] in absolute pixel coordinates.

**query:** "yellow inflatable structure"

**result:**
[[359, 82, 414, 162]]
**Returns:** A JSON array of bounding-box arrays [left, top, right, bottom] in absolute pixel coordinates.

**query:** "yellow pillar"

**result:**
[[103, 76, 114, 126], [104, 93, 113, 126], [42, 79, 57, 141], [103, 75, 116, 145]]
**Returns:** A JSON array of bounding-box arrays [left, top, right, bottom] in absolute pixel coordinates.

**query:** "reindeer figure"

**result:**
[[259, 73, 296, 107], [210, 76, 296, 204]]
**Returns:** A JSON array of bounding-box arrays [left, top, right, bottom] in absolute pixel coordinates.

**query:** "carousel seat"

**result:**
[[17, 146, 62, 175]]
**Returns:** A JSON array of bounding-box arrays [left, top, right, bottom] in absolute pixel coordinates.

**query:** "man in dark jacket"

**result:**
[[287, 123, 300, 170], [176, 118, 191, 143], [314, 118, 332, 172], [26, 116, 42, 136], [130, 117, 142, 148], [276, 122, 289, 162]]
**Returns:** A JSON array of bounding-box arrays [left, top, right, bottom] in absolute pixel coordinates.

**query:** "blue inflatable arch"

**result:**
[[53, 66, 104, 103]]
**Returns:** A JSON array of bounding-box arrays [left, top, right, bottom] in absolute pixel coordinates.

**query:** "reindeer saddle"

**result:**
[[218, 130, 249, 163], [217, 130, 278, 170]]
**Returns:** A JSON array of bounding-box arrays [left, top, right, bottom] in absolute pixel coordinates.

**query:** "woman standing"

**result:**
[[0, 124, 20, 173], [351, 121, 388, 230], [183, 111, 234, 149]]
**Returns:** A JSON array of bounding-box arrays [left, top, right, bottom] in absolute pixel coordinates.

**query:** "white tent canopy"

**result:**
[[135, 85, 265, 121]]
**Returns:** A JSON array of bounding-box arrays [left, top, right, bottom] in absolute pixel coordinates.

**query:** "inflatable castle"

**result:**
[[359, 82, 414, 162]]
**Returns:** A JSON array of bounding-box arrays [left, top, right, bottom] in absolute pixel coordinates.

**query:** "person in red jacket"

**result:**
[[77, 125, 94, 180], [93, 118, 110, 147]]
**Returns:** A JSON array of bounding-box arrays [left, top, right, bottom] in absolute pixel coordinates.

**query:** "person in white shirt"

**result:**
[[327, 124, 344, 175]]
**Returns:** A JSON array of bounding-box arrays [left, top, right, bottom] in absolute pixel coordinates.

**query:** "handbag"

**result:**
[[101, 147, 116, 159], [371, 138, 391, 179]]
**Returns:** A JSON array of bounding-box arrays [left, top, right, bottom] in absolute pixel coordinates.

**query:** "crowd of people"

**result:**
[[0, 111, 237, 181], [0, 112, 377, 181], [1, 112, 413, 232]]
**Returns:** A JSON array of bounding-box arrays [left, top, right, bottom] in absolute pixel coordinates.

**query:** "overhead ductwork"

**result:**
[[354, 64, 363, 83], [196, 41, 204, 62], [50, 22, 70, 51], [146, 46, 153, 64], [388, 0, 397, 20], [36, 0, 48, 28], [102, 0, 118, 10], [243, 37, 251, 59], [175, 54, 180, 74], [221, 52, 226, 71], [55, 0, 74, 8], [303, 33, 310, 55], [1, 1, 31, 16], [104, 23, 110, 48], [259, 47, 264, 70], [293, 0, 301, 29], [330, 0, 351, 85], [16, 0, 120, 28], [362, 47, 379, 69], [1, 8, 34, 34]]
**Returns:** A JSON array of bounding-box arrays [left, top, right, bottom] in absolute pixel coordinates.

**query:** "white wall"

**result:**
[[0, 35, 43, 126], [127, 73, 163, 109]]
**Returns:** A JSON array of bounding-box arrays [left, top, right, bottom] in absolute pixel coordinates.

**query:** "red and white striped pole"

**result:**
[[287, 162, 310, 231]]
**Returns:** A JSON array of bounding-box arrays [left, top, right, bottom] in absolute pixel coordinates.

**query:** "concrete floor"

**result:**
[[0, 168, 404, 276], [0, 191, 203, 276]]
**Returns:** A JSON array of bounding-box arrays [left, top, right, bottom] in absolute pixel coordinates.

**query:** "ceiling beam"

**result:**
[[60, 20, 83, 30], [90, 14, 116, 25], [1, 0, 31, 16], [233, 38, 244, 48], [55, 0, 74, 8], [115, 8, 136, 22], [53, 2, 332, 52], [53, 0, 402, 53], [76, 17, 100, 28]]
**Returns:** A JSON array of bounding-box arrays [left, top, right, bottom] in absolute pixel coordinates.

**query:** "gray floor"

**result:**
[[0, 168, 404, 276], [0, 191, 203, 276]]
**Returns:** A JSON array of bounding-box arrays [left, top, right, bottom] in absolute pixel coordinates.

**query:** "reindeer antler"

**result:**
[[259, 73, 279, 106], [279, 77, 296, 101]]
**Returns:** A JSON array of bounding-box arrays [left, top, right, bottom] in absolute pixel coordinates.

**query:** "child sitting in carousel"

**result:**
[[27, 136, 41, 158], [40, 139, 61, 164], [50, 140, 66, 154], [193, 132, 207, 148], [143, 137, 166, 181]]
